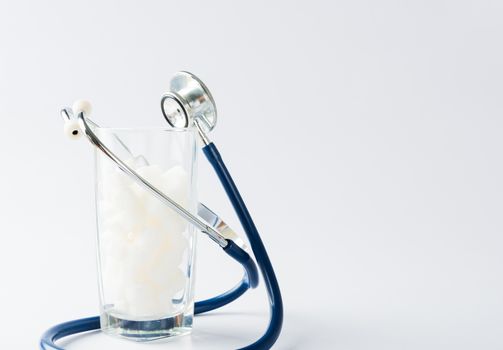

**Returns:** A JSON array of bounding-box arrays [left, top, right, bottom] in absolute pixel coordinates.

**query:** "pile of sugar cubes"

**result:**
[[98, 158, 191, 319]]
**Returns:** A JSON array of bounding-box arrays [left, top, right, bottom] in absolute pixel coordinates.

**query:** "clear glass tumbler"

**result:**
[[94, 127, 197, 341]]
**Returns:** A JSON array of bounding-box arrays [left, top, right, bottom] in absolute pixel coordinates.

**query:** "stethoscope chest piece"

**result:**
[[161, 71, 217, 133]]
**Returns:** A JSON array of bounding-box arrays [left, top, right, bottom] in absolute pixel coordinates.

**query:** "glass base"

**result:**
[[100, 311, 193, 342]]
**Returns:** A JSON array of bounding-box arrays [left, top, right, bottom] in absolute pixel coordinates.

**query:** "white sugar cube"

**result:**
[[99, 163, 193, 320]]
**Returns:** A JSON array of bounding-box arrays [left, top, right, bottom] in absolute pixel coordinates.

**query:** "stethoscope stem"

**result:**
[[78, 114, 229, 248]]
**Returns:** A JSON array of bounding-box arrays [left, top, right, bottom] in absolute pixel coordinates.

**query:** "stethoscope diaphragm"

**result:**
[[161, 71, 217, 133]]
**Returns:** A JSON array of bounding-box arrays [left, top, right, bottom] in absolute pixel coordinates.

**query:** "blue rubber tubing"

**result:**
[[40, 243, 258, 350], [40, 142, 282, 350], [202, 143, 283, 350]]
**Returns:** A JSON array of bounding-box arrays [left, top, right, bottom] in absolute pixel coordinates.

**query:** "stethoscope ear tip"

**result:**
[[63, 119, 82, 140], [72, 99, 92, 118], [60, 99, 92, 140]]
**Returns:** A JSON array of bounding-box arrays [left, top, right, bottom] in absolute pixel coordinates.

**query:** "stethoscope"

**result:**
[[41, 72, 283, 350]]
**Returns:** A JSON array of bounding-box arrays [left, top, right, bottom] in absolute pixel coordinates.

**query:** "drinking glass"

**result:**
[[94, 127, 197, 341]]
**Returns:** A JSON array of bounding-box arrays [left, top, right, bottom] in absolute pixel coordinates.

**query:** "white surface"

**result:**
[[0, 0, 502, 349]]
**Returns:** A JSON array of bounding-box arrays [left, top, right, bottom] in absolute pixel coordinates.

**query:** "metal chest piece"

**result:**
[[161, 71, 217, 133]]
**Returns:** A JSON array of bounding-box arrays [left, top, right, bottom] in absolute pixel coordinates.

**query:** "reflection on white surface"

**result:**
[[61, 310, 323, 350]]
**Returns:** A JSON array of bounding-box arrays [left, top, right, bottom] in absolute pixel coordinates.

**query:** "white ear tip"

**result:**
[[72, 100, 92, 116], [64, 119, 82, 140]]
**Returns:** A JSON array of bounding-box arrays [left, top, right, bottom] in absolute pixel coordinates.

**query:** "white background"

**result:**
[[1, 0, 502, 349]]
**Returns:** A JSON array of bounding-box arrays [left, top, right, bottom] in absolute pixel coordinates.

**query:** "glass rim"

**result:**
[[96, 126, 197, 133]]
